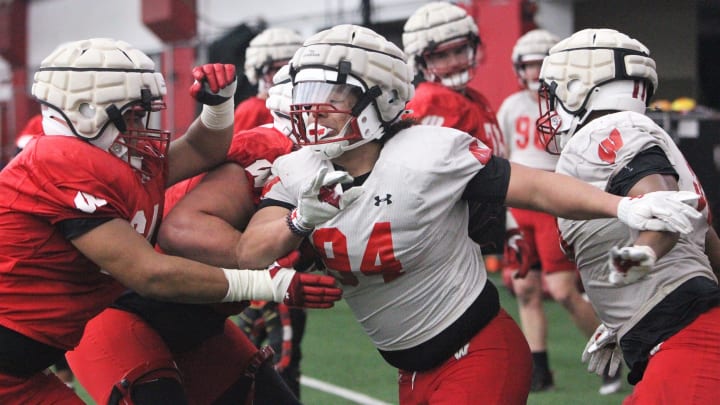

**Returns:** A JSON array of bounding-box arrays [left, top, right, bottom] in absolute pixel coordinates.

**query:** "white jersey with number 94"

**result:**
[[264, 125, 496, 351]]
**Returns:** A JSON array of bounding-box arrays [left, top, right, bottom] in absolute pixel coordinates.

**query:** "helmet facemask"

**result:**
[[419, 37, 479, 90], [290, 79, 382, 160], [108, 96, 171, 178], [536, 81, 574, 155]]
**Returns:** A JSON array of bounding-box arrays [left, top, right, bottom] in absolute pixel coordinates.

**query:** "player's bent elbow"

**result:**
[[156, 220, 188, 255]]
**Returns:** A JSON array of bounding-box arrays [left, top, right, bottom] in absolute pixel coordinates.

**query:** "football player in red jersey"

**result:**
[[0, 38, 340, 405], [233, 24, 701, 405], [233, 27, 303, 134], [66, 67, 306, 405], [537, 28, 720, 405], [402, 1, 509, 261]]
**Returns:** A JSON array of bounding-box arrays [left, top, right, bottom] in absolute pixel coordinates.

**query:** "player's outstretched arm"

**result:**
[[167, 63, 237, 187], [72, 218, 341, 308], [505, 162, 700, 234]]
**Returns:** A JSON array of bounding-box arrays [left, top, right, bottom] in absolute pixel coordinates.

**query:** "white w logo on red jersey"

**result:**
[[73, 192, 108, 213], [454, 343, 469, 360]]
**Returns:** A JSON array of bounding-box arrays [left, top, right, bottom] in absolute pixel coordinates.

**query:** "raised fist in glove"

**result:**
[[504, 228, 533, 279], [268, 251, 342, 308], [190, 63, 237, 106], [582, 324, 623, 378], [608, 245, 656, 286], [616, 190, 701, 234], [288, 167, 364, 236]]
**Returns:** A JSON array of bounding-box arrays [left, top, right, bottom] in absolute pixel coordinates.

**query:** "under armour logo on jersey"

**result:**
[[74, 192, 108, 213], [374, 194, 392, 206], [454, 343, 469, 360]]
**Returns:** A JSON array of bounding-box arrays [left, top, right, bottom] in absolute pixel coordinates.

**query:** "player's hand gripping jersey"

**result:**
[[263, 126, 499, 350], [556, 111, 714, 338], [0, 136, 166, 350]]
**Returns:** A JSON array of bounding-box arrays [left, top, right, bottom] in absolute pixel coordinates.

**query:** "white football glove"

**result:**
[[582, 324, 623, 377], [289, 167, 364, 234], [608, 245, 657, 286], [616, 191, 701, 234]]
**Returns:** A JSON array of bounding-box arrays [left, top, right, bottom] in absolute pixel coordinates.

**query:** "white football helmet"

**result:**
[[536, 28, 657, 153], [511, 29, 559, 91], [266, 64, 294, 139], [31, 38, 169, 176], [244, 27, 303, 93], [402, 1, 480, 89], [289, 24, 414, 160]]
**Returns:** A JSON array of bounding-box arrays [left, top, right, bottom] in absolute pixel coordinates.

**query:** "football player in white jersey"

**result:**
[[235, 24, 702, 405], [497, 29, 620, 394], [537, 28, 720, 404]]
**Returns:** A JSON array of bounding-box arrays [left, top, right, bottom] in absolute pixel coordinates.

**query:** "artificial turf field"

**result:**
[[76, 270, 630, 404]]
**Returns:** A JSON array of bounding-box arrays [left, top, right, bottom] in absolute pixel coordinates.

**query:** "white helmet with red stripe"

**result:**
[[536, 28, 657, 151]]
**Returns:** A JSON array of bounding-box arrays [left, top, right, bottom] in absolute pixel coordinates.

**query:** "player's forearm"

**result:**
[[507, 164, 619, 219], [165, 119, 233, 187], [133, 254, 232, 302], [158, 214, 242, 268], [633, 230, 679, 260], [185, 118, 233, 168], [236, 207, 303, 269]]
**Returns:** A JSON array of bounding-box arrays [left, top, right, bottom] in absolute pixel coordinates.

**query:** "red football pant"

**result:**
[[398, 309, 531, 405], [509, 207, 576, 273], [623, 307, 720, 405], [67, 307, 258, 405], [0, 369, 84, 405]]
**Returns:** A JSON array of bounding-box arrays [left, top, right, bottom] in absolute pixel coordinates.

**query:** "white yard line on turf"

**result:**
[[300, 375, 394, 405]]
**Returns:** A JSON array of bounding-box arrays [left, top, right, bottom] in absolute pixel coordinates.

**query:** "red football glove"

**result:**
[[504, 228, 533, 279], [269, 251, 342, 308], [189, 63, 237, 106]]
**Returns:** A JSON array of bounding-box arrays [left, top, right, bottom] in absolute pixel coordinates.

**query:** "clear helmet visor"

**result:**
[[290, 81, 363, 146]]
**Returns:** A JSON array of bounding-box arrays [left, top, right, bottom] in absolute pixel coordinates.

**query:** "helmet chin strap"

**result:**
[[41, 110, 75, 137]]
